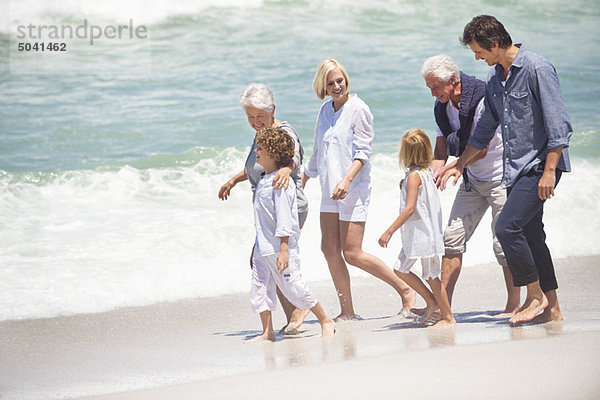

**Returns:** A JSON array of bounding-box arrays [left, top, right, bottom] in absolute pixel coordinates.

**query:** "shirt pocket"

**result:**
[[508, 91, 530, 119]]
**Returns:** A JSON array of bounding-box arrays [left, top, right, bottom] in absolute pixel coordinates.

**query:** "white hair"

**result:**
[[239, 83, 275, 112], [420, 55, 461, 83]]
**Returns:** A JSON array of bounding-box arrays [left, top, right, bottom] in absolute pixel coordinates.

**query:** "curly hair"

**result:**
[[255, 127, 294, 167]]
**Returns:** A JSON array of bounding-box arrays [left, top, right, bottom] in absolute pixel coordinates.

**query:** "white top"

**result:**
[[305, 95, 373, 198], [253, 171, 300, 257], [436, 98, 503, 181], [399, 168, 444, 258]]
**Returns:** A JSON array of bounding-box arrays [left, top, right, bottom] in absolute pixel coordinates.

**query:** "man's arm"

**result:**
[[439, 144, 486, 190], [538, 148, 563, 200], [431, 136, 448, 175]]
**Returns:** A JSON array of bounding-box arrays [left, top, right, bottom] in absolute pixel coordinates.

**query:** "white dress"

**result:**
[[399, 168, 444, 258]]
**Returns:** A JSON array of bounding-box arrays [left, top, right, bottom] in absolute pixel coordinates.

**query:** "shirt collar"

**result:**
[[494, 43, 524, 78], [511, 43, 525, 69]]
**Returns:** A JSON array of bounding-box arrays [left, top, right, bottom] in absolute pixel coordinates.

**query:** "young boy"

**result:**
[[246, 127, 335, 343]]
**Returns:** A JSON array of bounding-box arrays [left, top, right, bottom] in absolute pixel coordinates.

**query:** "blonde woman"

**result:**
[[302, 58, 415, 321]]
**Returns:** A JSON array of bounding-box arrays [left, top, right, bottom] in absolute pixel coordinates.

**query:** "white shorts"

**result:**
[[250, 252, 317, 314], [393, 248, 441, 280], [320, 186, 371, 222]]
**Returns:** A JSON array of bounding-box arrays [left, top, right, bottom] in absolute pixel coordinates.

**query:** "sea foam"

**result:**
[[0, 151, 597, 321]]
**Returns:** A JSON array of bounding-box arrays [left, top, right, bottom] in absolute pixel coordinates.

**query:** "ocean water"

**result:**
[[1, 0, 599, 321]]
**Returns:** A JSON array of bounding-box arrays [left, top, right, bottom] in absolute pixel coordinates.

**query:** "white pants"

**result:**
[[250, 252, 317, 314], [394, 248, 441, 280]]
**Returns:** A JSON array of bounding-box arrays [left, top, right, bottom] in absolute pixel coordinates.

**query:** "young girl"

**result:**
[[378, 128, 456, 327], [247, 127, 335, 342]]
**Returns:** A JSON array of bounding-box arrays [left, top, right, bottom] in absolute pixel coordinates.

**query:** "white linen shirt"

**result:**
[[436, 98, 504, 182], [253, 171, 300, 257], [305, 95, 373, 198]]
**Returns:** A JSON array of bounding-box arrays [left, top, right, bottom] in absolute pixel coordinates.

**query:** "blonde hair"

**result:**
[[312, 58, 350, 100], [255, 127, 295, 167], [398, 128, 433, 170]]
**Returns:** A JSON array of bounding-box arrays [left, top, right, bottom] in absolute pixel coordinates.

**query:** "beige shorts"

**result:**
[[444, 178, 507, 266], [320, 186, 371, 222]]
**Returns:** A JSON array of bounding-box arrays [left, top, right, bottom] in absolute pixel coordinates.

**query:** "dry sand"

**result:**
[[1, 256, 599, 399]]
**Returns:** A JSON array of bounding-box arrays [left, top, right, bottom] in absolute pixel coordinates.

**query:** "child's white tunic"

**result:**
[[251, 171, 316, 313], [253, 171, 300, 256], [399, 168, 444, 258]]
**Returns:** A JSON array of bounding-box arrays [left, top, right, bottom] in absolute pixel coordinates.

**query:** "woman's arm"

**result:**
[[218, 169, 248, 200], [331, 159, 364, 200], [378, 171, 421, 248]]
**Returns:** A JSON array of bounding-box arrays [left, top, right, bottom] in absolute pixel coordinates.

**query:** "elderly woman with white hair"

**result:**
[[301, 58, 415, 321], [218, 83, 309, 332]]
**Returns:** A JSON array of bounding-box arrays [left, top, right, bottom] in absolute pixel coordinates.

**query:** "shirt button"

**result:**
[[504, 108, 508, 111], [504, 125, 508, 129], [504, 91, 508, 94]]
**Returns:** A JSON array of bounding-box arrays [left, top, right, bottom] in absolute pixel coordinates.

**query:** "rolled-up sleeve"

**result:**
[[352, 106, 373, 162], [274, 187, 294, 238], [534, 65, 572, 149]]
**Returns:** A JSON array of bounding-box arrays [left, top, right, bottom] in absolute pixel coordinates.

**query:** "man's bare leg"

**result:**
[[427, 277, 456, 327], [531, 289, 564, 323], [441, 254, 462, 305], [509, 281, 548, 324], [494, 266, 521, 317]]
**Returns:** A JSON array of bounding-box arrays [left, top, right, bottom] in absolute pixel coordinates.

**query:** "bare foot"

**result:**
[[531, 306, 564, 324], [290, 308, 310, 329], [411, 307, 441, 319], [422, 303, 439, 323], [428, 318, 456, 328], [334, 313, 361, 322], [402, 287, 417, 309], [509, 295, 548, 325], [493, 305, 520, 318], [283, 321, 301, 335], [321, 319, 336, 337], [283, 308, 311, 335], [244, 332, 276, 344], [398, 307, 413, 318]]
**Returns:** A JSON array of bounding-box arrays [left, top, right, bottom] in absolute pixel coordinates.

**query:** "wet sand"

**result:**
[[1, 256, 599, 399]]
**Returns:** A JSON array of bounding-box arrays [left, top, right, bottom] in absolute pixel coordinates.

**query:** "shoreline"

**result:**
[[1, 255, 599, 399]]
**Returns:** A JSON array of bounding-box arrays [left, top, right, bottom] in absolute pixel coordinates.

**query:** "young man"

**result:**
[[441, 15, 572, 324]]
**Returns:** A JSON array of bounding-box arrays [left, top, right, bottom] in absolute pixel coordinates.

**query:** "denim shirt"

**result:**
[[469, 45, 572, 188]]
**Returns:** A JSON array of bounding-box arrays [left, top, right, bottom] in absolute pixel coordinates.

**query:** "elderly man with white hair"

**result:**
[[421, 55, 520, 316]]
